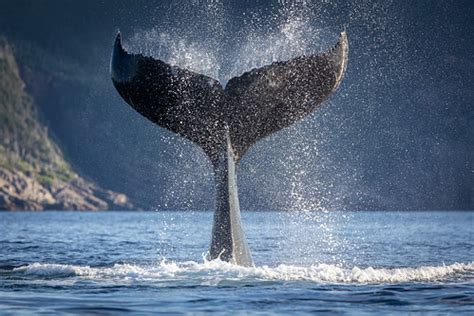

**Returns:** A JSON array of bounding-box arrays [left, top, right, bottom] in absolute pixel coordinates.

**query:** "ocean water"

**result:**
[[0, 210, 472, 315]]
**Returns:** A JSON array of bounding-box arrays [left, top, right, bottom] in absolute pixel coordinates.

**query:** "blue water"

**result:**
[[0, 211, 472, 315]]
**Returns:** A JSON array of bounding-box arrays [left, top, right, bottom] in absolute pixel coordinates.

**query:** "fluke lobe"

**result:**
[[111, 32, 348, 266]]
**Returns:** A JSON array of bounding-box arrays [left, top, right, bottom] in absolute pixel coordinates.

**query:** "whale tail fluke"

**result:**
[[209, 129, 253, 266], [111, 32, 348, 266], [111, 32, 226, 164], [111, 31, 348, 164]]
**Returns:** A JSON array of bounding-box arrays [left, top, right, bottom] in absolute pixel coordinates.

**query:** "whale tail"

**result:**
[[111, 32, 348, 266]]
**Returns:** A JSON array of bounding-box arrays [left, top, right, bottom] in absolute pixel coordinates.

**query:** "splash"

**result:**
[[122, 1, 355, 215], [13, 261, 474, 285], [128, 31, 221, 81], [121, 0, 410, 213], [125, 1, 329, 85]]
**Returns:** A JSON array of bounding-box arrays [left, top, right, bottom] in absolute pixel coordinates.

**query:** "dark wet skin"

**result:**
[[111, 32, 348, 265]]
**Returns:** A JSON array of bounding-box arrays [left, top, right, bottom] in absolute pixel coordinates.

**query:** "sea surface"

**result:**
[[0, 210, 472, 315]]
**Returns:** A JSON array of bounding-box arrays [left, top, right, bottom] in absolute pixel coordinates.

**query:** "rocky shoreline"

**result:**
[[0, 37, 133, 211], [0, 168, 131, 211]]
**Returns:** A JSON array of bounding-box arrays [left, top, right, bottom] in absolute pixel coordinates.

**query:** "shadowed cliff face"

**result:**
[[0, 38, 132, 210]]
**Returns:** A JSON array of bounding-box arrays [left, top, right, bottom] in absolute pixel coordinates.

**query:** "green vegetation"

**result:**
[[0, 37, 76, 186]]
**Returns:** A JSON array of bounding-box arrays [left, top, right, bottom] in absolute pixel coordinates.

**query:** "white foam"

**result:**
[[13, 260, 474, 285]]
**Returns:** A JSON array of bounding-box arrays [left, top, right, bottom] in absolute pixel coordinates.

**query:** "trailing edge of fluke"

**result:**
[[111, 31, 348, 266]]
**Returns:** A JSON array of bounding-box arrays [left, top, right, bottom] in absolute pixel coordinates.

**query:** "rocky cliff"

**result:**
[[0, 38, 132, 210]]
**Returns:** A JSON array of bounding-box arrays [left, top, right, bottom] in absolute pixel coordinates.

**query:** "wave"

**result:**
[[13, 260, 474, 285]]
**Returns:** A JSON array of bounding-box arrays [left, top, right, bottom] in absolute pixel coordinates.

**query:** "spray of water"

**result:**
[[126, 1, 332, 84], [122, 0, 406, 264]]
